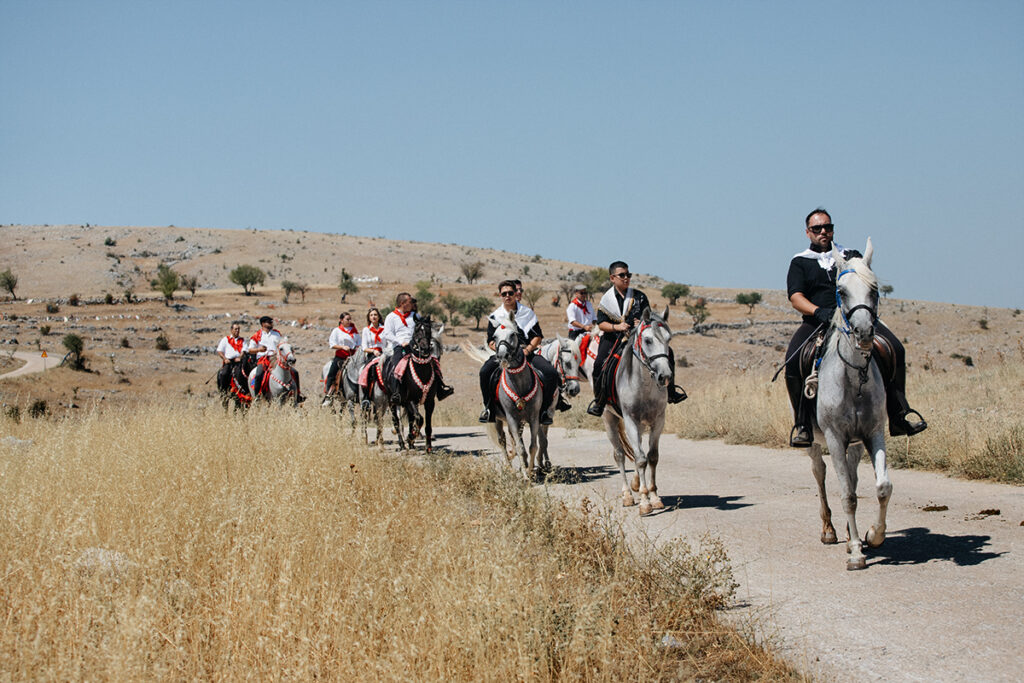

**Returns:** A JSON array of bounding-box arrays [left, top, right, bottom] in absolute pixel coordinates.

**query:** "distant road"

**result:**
[[0, 351, 53, 379]]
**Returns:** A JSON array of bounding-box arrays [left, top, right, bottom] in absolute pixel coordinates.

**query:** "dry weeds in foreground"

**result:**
[[667, 357, 1024, 484], [0, 405, 799, 681]]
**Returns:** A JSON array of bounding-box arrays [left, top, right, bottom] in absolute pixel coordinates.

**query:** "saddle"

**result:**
[[578, 334, 594, 366], [798, 331, 896, 392]]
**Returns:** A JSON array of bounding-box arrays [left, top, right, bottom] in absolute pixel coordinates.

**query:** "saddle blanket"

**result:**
[[359, 357, 385, 388]]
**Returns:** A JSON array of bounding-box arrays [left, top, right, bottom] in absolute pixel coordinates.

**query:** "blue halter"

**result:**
[[835, 268, 877, 336]]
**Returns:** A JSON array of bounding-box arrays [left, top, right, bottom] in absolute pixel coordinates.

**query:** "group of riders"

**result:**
[[215, 207, 928, 447]]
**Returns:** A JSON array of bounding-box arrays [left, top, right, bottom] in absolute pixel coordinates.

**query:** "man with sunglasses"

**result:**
[[586, 261, 687, 417], [785, 208, 927, 447], [478, 279, 566, 425]]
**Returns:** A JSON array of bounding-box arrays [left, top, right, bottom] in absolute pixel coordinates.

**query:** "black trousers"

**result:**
[[591, 332, 679, 395], [217, 363, 233, 392], [325, 356, 346, 394], [479, 354, 558, 412], [568, 329, 586, 341], [785, 320, 908, 418]]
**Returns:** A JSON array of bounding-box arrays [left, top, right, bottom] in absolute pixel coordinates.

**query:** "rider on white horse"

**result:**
[[478, 279, 569, 426], [215, 321, 245, 397], [586, 261, 687, 417], [785, 207, 927, 447], [565, 284, 595, 341], [382, 293, 454, 403], [324, 312, 360, 404], [247, 315, 305, 402]]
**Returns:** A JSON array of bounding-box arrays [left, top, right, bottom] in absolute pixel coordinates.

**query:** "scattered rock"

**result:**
[[922, 504, 948, 512]]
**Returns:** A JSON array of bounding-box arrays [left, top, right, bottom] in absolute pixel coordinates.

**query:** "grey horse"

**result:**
[[321, 348, 370, 436], [808, 238, 892, 571], [536, 335, 582, 471], [602, 307, 674, 515], [488, 318, 543, 480], [248, 340, 299, 406]]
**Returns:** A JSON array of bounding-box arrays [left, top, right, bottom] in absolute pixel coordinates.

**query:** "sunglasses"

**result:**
[[808, 223, 834, 235], [500, 291, 516, 297], [613, 272, 632, 279]]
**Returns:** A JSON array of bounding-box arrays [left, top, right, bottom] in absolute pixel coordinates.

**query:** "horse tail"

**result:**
[[616, 420, 636, 463], [462, 344, 492, 365]]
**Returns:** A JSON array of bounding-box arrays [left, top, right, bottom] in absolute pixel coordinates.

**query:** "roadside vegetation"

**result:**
[[0, 405, 798, 680], [666, 353, 1024, 484]]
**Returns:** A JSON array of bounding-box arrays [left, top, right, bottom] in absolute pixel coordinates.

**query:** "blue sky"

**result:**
[[2, 1, 1021, 308]]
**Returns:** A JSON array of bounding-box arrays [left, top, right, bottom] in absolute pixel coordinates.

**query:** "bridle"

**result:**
[[833, 268, 878, 389], [631, 321, 670, 380], [553, 341, 580, 384]]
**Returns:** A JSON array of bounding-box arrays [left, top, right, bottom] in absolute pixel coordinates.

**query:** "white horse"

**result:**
[[535, 335, 583, 469], [603, 308, 674, 515], [321, 348, 370, 434], [488, 319, 543, 480], [248, 339, 299, 405], [809, 238, 892, 571]]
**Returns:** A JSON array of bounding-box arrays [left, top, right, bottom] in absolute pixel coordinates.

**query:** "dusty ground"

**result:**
[[1, 224, 1021, 416], [429, 426, 1024, 683]]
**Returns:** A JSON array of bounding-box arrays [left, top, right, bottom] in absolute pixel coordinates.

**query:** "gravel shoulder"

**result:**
[[429, 426, 1024, 682]]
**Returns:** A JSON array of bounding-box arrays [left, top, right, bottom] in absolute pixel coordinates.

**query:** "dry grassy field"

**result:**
[[0, 405, 798, 680]]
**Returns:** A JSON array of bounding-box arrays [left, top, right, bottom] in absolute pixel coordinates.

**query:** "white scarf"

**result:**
[[489, 303, 539, 336], [792, 242, 846, 272], [598, 286, 633, 324]]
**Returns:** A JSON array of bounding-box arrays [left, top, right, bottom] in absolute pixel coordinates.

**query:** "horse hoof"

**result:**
[[865, 526, 885, 548], [650, 497, 665, 510], [846, 556, 867, 571], [639, 503, 653, 516], [622, 495, 636, 507], [821, 530, 838, 545]]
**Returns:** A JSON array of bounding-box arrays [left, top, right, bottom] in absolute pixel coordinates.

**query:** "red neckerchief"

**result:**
[[250, 329, 263, 344], [572, 297, 588, 310], [339, 324, 357, 335], [227, 336, 244, 353], [368, 326, 384, 344], [393, 308, 409, 326]]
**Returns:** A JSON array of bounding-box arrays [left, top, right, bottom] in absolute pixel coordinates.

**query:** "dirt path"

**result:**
[[0, 351, 53, 380], [424, 426, 1023, 682]]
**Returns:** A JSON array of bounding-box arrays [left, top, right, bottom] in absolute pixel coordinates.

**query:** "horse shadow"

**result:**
[[545, 465, 619, 485], [658, 494, 753, 511], [867, 526, 1004, 567]]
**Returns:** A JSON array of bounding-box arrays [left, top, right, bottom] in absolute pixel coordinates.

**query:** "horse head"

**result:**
[[832, 238, 878, 354], [430, 322, 444, 358], [411, 316, 433, 358], [277, 339, 296, 367], [555, 334, 581, 398], [634, 307, 674, 387], [493, 318, 522, 367]]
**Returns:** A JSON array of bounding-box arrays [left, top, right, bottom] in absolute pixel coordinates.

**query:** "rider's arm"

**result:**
[[789, 291, 819, 317]]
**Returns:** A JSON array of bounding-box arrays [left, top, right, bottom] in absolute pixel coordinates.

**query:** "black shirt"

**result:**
[[596, 288, 651, 341], [787, 246, 861, 324]]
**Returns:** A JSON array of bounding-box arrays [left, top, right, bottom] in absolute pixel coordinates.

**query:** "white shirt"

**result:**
[[382, 308, 415, 351], [246, 328, 281, 360], [362, 325, 385, 352], [565, 297, 595, 330], [216, 335, 244, 361], [488, 302, 540, 339], [328, 325, 360, 357]]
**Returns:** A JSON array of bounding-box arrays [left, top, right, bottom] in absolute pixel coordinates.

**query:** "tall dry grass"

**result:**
[[667, 358, 1024, 484], [0, 405, 798, 680]]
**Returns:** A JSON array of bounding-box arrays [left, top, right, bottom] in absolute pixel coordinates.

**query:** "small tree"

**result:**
[[523, 285, 545, 309], [180, 274, 199, 297], [461, 296, 492, 330], [294, 282, 309, 302], [151, 263, 180, 305], [414, 281, 443, 318], [0, 269, 18, 300], [460, 261, 485, 284], [661, 283, 690, 305], [684, 297, 711, 332], [579, 268, 608, 294], [229, 264, 266, 296], [281, 280, 298, 303], [62, 333, 86, 371], [338, 269, 359, 302], [440, 293, 463, 334], [735, 291, 762, 313], [880, 284, 894, 299]]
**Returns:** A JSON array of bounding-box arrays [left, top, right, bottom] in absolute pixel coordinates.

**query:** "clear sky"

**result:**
[[2, 1, 1021, 308]]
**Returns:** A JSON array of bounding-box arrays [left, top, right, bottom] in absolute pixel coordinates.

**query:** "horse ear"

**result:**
[[863, 237, 874, 267], [641, 306, 651, 322], [436, 324, 445, 336], [831, 245, 845, 270], [556, 332, 564, 342], [662, 306, 669, 322]]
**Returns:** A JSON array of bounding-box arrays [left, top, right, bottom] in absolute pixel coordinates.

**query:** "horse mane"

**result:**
[[842, 257, 878, 291]]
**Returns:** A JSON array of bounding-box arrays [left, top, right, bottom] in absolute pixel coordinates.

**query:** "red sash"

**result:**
[[393, 308, 409, 326], [227, 336, 244, 353], [335, 325, 358, 358]]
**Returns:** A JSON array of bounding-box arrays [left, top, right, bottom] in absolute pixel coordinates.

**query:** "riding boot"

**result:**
[[886, 386, 928, 437], [586, 377, 605, 417], [556, 390, 572, 412], [666, 349, 688, 404], [389, 374, 402, 404], [786, 375, 813, 447]]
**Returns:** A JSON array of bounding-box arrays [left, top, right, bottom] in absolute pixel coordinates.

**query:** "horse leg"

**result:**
[[527, 417, 539, 481], [864, 432, 892, 548], [825, 430, 865, 570], [389, 401, 406, 450], [423, 398, 434, 453], [809, 442, 838, 544], [505, 415, 529, 479], [538, 424, 550, 474], [647, 417, 665, 511], [603, 414, 635, 507]]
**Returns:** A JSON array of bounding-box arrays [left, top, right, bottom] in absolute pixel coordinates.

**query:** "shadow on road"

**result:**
[[869, 526, 1005, 567], [659, 494, 753, 511], [546, 465, 619, 485]]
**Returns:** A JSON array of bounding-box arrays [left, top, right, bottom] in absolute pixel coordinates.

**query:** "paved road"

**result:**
[[421, 426, 1024, 682], [0, 350, 52, 379]]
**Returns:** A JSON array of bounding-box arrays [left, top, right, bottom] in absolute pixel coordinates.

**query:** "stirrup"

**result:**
[[478, 408, 490, 423], [668, 385, 687, 404], [586, 400, 604, 417], [790, 424, 813, 448], [556, 395, 572, 412], [437, 384, 455, 400], [890, 409, 927, 437]]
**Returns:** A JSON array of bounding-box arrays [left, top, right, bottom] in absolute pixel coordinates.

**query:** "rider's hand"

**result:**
[[814, 307, 835, 325]]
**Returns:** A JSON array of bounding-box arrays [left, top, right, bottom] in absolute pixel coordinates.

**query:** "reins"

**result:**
[[631, 322, 670, 379]]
